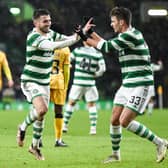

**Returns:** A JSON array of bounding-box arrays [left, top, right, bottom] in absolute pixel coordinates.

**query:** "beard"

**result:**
[[40, 26, 50, 33]]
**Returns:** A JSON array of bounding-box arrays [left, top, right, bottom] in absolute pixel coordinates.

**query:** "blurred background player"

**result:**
[[147, 60, 163, 115], [50, 46, 70, 147], [0, 50, 14, 98], [50, 23, 71, 147], [63, 41, 106, 135]]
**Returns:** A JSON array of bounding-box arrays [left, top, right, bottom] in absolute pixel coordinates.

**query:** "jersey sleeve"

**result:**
[[64, 47, 71, 65], [27, 33, 43, 47], [97, 31, 143, 53]]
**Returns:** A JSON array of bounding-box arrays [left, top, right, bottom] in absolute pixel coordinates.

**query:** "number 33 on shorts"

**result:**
[[127, 86, 154, 114]]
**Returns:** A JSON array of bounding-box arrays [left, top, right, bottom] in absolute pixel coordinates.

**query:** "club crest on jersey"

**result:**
[[33, 89, 39, 94]]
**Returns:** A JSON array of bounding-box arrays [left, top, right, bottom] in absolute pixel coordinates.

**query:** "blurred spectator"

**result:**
[[0, 49, 14, 98], [0, 48, 14, 109]]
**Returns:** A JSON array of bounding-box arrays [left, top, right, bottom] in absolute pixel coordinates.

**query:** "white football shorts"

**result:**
[[113, 85, 154, 114], [21, 82, 50, 106], [68, 85, 99, 102]]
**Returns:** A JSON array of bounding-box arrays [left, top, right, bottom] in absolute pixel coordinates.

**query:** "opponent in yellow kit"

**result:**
[[0, 50, 14, 92], [50, 47, 70, 147]]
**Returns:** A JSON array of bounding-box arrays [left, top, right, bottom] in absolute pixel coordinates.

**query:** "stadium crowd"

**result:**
[[0, 0, 168, 106]]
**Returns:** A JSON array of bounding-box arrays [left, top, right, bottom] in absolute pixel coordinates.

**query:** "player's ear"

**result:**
[[33, 20, 37, 26], [33, 18, 39, 26], [119, 20, 124, 26]]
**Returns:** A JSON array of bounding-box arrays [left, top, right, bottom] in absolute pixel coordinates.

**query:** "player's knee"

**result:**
[[119, 118, 129, 128], [54, 105, 62, 114], [39, 110, 47, 117], [111, 113, 120, 125], [111, 117, 120, 125], [38, 106, 48, 117], [55, 113, 63, 118]]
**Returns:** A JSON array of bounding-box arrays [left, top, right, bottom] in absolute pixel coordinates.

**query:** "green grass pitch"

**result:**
[[0, 107, 167, 168]]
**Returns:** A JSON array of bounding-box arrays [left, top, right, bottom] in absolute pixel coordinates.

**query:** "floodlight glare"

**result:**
[[9, 7, 21, 15], [148, 9, 168, 16]]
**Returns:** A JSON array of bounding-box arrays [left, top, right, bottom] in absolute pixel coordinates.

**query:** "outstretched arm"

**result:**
[[2, 55, 14, 88], [38, 34, 79, 51]]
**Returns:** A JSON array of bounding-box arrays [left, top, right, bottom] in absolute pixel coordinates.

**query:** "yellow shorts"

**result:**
[[50, 89, 67, 105]]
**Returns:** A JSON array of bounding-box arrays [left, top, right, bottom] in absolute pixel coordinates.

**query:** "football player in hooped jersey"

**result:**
[[16, 8, 80, 160], [63, 41, 106, 135], [77, 7, 168, 163]]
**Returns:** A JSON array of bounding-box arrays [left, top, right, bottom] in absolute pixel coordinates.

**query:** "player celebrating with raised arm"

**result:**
[[16, 8, 80, 160], [76, 7, 168, 163]]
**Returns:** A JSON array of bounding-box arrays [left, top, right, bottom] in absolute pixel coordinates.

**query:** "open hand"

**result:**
[[83, 17, 95, 34]]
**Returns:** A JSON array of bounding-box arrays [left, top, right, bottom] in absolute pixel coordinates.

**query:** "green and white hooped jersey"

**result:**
[[98, 27, 154, 87], [21, 28, 65, 85], [71, 46, 104, 87]]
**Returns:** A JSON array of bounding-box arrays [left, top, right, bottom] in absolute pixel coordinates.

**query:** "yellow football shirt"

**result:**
[[50, 47, 70, 89], [0, 51, 13, 90]]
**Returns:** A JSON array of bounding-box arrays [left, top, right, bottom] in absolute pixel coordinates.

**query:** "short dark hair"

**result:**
[[33, 9, 50, 20], [110, 7, 132, 26]]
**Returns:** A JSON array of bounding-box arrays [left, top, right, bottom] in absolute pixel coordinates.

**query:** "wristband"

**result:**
[[78, 30, 88, 41]]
